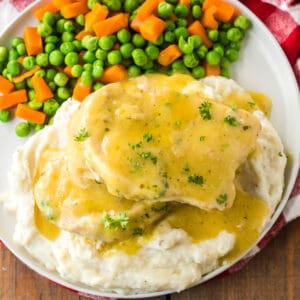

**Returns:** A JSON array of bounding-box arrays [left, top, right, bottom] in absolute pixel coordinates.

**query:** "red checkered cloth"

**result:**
[[0, 0, 300, 299]]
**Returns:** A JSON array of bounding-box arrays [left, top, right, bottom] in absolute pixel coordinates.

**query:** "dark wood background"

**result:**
[[1, 217, 300, 300]]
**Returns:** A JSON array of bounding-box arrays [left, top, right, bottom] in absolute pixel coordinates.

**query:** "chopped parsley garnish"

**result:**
[[143, 133, 153, 142], [199, 101, 212, 120], [139, 151, 157, 164], [199, 135, 206, 141], [101, 212, 129, 230], [183, 165, 190, 172], [216, 194, 228, 204], [129, 141, 142, 149], [188, 174, 204, 186], [175, 120, 182, 128], [74, 128, 90, 142], [247, 101, 256, 108], [133, 227, 144, 236], [224, 115, 238, 126]]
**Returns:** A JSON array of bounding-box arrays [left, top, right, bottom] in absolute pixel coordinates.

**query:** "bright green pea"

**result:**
[[45, 69, 57, 82], [190, 35, 202, 48], [76, 14, 85, 26], [62, 32, 74, 42], [157, 2, 174, 19], [172, 59, 188, 72], [48, 81, 57, 92], [71, 64, 83, 77], [93, 82, 104, 91], [7, 60, 21, 76], [82, 35, 99, 51], [234, 15, 251, 30], [38, 22, 53, 37], [132, 33, 146, 48], [15, 81, 26, 90], [73, 40, 82, 51], [197, 44, 208, 58], [120, 43, 134, 59], [43, 99, 60, 116], [35, 69, 46, 77], [229, 41, 242, 51], [26, 78, 33, 88], [124, 0, 139, 12], [145, 45, 159, 60], [15, 122, 31, 137], [93, 60, 104, 68], [174, 27, 189, 40], [35, 124, 45, 131], [36, 53, 49, 67], [142, 60, 154, 70], [164, 31, 176, 43], [221, 67, 230, 78], [57, 87, 71, 100], [132, 49, 148, 67], [103, 0, 122, 11], [151, 34, 164, 46], [99, 36, 114, 50], [83, 51, 96, 63], [192, 66, 205, 79], [107, 50, 122, 65], [206, 50, 221, 66], [0, 47, 9, 62], [225, 48, 239, 62], [81, 70, 93, 86], [166, 20, 176, 31], [65, 52, 79, 66], [56, 19, 66, 33], [60, 42, 76, 55], [45, 43, 56, 53], [9, 49, 19, 60], [174, 4, 189, 18], [117, 29, 131, 44], [64, 20, 75, 32], [28, 99, 43, 110], [28, 89, 36, 101], [213, 44, 224, 56], [95, 48, 107, 60], [16, 43, 26, 56], [227, 28, 243, 42], [128, 65, 142, 77], [2, 68, 8, 78], [176, 18, 188, 27], [83, 63, 93, 71], [54, 72, 69, 87], [92, 65, 104, 78], [45, 35, 59, 44], [49, 50, 64, 66], [178, 36, 194, 54], [43, 12, 56, 26], [192, 5, 202, 19], [183, 53, 199, 68], [0, 110, 11, 122], [208, 29, 219, 42], [221, 57, 230, 69], [22, 56, 36, 70], [11, 37, 23, 48]]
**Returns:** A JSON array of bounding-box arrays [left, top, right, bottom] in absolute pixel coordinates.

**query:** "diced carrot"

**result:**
[[131, 16, 144, 32], [202, 5, 218, 29], [204, 61, 220, 76], [75, 29, 92, 41], [63, 66, 73, 77], [93, 13, 129, 37], [0, 90, 28, 110], [73, 78, 92, 102], [15, 104, 46, 124], [85, 3, 109, 31], [23, 27, 43, 56], [140, 15, 167, 42], [34, 3, 59, 21], [52, 0, 73, 9], [12, 65, 41, 83], [214, 1, 236, 22], [0, 76, 14, 94], [158, 44, 182, 67], [202, 0, 219, 11], [31, 76, 54, 102], [61, 1, 89, 19], [188, 21, 212, 48], [17, 56, 25, 64], [100, 65, 127, 84]]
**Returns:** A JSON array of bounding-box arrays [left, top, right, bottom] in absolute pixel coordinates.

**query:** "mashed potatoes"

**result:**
[[3, 74, 286, 294]]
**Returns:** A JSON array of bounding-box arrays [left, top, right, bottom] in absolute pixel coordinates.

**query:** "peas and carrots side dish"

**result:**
[[0, 0, 251, 137]]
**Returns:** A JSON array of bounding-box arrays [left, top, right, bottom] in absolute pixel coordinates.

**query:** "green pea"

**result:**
[[56, 19, 66, 33], [208, 29, 219, 42], [176, 18, 188, 27], [120, 43, 134, 59], [73, 40, 83, 51], [191, 0, 201, 5], [7, 60, 21, 76], [93, 60, 104, 68], [43, 12, 56, 26], [71, 64, 83, 77], [2, 68, 8, 78], [117, 29, 131, 44], [45, 69, 57, 82], [107, 50, 122, 65], [151, 34, 164, 46], [221, 67, 230, 78], [65, 52, 79, 66], [36, 53, 49, 67], [142, 60, 154, 70], [192, 5, 202, 19], [157, 2, 174, 19], [92, 65, 104, 78], [178, 36, 194, 54], [48, 81, 57, 92], [128, 65, 142, 77], [28, 99, 43, 110], [95, 48, 107, 61], [83, 63, 93, 71], [54, 72, 69, 87], [234, 15, 251, 30], [172, 59, 188, 72], [57, 87, 71, 100], [16, 43, 26, 56], [166, 20, 176, 31], [45, 35, 59, 44], [103, 0, 122, 11], [225, 48, 239, 62], [164, 31, 176, 43], [15, 80, 26, 90], [183, 53, 199, 68], [227, 28, 243, 42], [99, 36, 115, 50], [124, 0, 139, 12], [82, 35, 99, 51], [45, 43, 56, 53], [26, 78, 33, 88], [81, 70, 93, 86], [62, 32, 74, 42], [197, 44, 208, 58], [192, 66, 205, 79], [0, 110, 11, 122], [76, 14, 85, 26], [219, 31, 229, 46], [132, 33, 146, 48], [206, 50, 221, 65], [221, 57, 230, 69], [43, 99, 60, 116], [35, 124, 45, 131], [93, 82, 104, 91], [132, 49, 148, 67], [15, 122, 31, 137], [213, 44, 224, 56], [83, 51, 96, 63], [37, 22, 53, 37], [145, 45, 159, 60], [28, 89, 36, 101], [229, 41, 242, 51], [60, 42, 75, 55], [49, 50, 64, 66], [64, 20, 75, 32], [0, 47, 9, 62], [174, 27, 189, 40], [190, 35, 202, 48], [9, 49, 19, 60], [22, 56, 36, 70], [35, 69, 46, 77], [11, 37, 23, 48], [174, 4, 189, 18]]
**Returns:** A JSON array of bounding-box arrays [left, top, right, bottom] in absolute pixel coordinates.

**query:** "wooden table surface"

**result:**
[[1, 217, 300, 300]]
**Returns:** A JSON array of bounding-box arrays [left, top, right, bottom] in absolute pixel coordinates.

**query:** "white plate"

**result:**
[[0, 0, 299, 298]]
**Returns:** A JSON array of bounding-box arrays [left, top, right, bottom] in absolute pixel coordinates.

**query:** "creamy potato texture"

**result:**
[[3, 74, 286, 294]]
